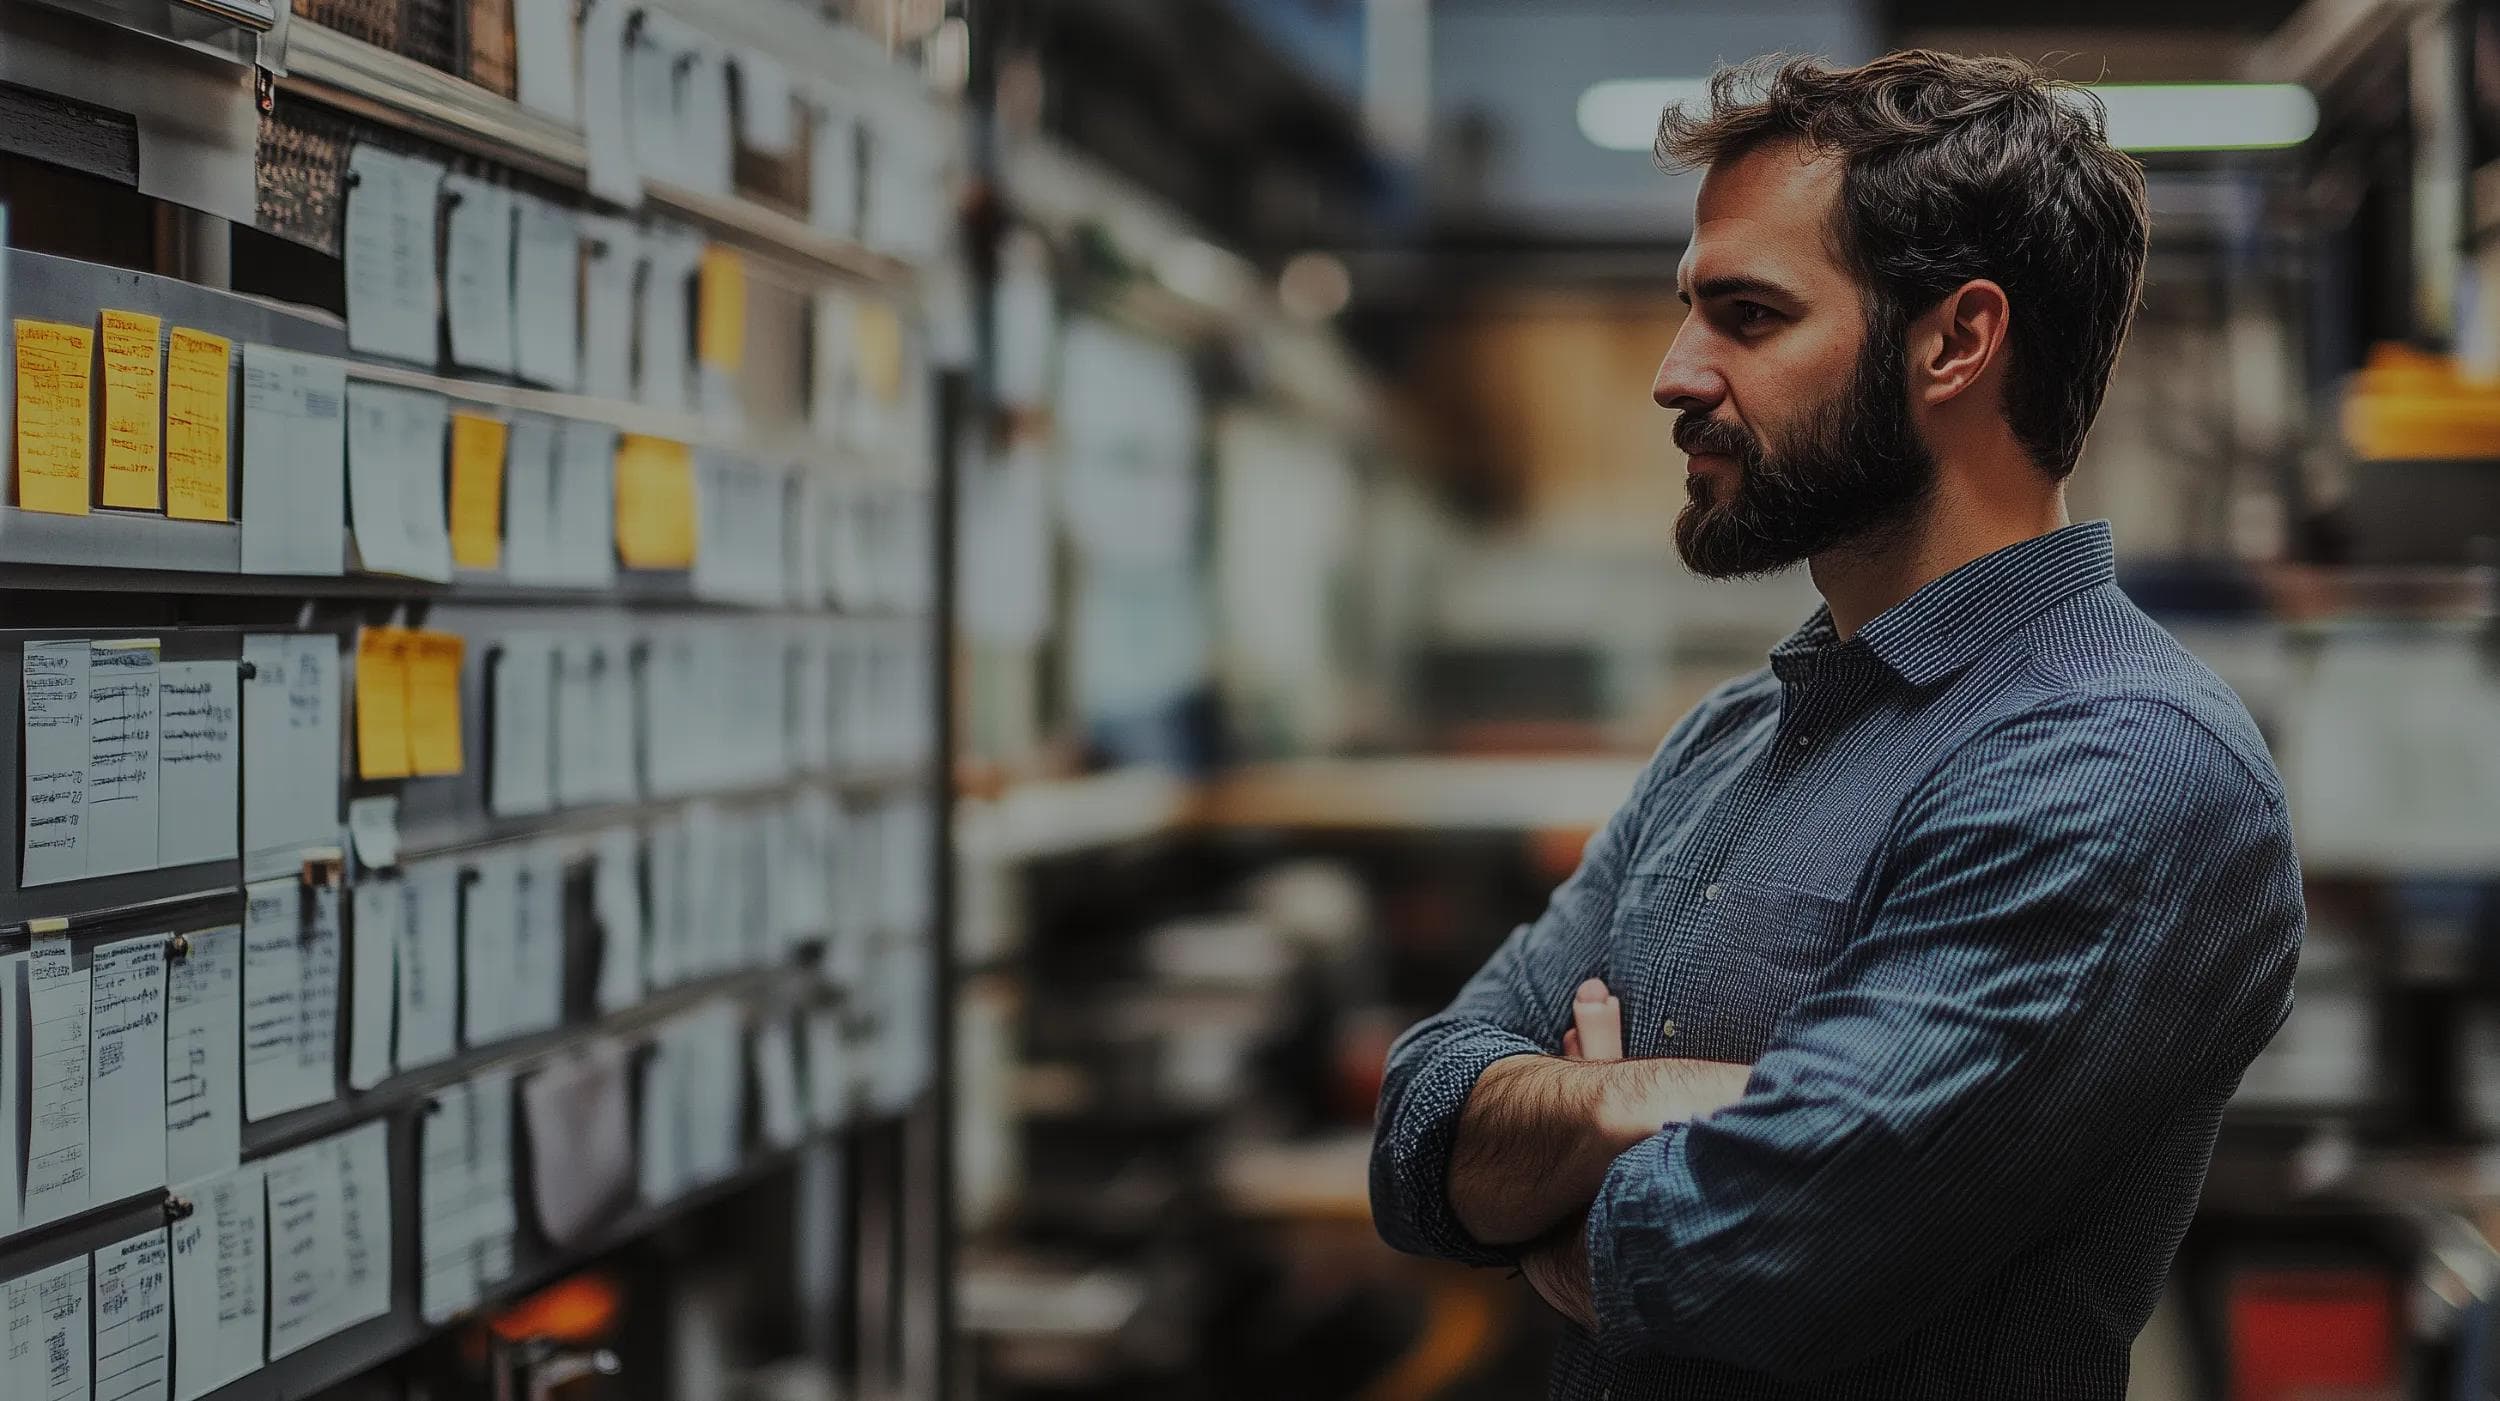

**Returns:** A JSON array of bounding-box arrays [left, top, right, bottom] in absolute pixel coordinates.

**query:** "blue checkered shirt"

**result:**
[[1370, 521, 2304, 1399]]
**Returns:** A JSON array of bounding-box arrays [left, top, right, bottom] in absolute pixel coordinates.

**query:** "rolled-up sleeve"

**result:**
[[1368, 736, 1675, 1266], [1584, 697, 2302, 1373]]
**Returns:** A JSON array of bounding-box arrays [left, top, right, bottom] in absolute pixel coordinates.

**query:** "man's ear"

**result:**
[[1912, 279, 2011, 408]]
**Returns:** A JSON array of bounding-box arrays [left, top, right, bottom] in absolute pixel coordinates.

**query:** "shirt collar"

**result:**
[[1768, 521, 2117, 688]]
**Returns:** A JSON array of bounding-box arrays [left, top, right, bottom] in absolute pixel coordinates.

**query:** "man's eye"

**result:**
[[1734, 301, 1776, 329]]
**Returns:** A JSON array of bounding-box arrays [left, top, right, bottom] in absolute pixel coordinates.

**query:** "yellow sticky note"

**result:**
[[356, 627, 414, 780], [14, 319, 94, 516], [613, 433, 697, 569], [164, 326, 232, 521], [698, 246, 747, 372], [405, 630, 467, 777], [99, 310, 163, 510], [854, 301, 904, 404], [449, 411, 508, 570]]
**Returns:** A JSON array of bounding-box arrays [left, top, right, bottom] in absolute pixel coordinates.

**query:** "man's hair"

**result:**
[[1656, 51, 2150, 479]]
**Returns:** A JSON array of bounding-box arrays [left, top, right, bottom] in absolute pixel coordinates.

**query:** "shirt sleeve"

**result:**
[[1583, 696, 2302, 1374], [1367, 720, 1692, 1267]]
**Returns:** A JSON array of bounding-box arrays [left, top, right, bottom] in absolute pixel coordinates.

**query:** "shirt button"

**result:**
[[1661, 1019, 1678, 1040], [1703, 882, 1722, 902], [1794, 733, 1813, 749]]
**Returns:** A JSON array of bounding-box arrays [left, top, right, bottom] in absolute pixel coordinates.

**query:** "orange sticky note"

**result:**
[[356, 627, 414, 780], [698, 246, 746, 372], [14, 319, 94, 516], [613, 433, 697, 569], [448, 411, 508, 570], [164, 326, 232, 521], [405, 630, 467, 776], [98, 310, 163, 510]]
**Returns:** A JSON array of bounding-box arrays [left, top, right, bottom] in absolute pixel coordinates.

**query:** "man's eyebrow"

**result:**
[[1682, 274, 1800, 306]]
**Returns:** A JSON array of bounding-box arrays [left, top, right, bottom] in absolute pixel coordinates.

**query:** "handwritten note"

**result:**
[[343, 144, 445, 365], [354, 626, 413, 780], [264, 1124, 389, 1358], [24, 965, 93, 1226], [243, 877, 340, 1120], [420, 1078, 481, 1322], [514, 0, 579, 122], [345, 380, 453, 582], [0, 953, 21, 1234], [489, 635, 556, 817], [555, 418, 620, 585], [593, 827, 646, 1012], [165, 923, 242, 1186], [21, 639, 90, 886], [348, 877, 398, 1090], [241, 633, 342, 880], [614, 433, 697, 568], [444, 175, 518, 375], [698, 244, 746, 371], [579, 0, 639, 205], [333, 1119, 392, 1332], [396, 859, 462, 1071], [461, 850, 519, 1046], [92, 1230, 170, 1401], [156, 660, 238, 869], [87, 639, 161, 878], [239, 344, 348, 576], [514, 197, 582, 391], [88, 934, 170, 1203], [408, 630, 468, 776], [635, 232, 698, 412], [500, 415, 561, 584], [419, 1077, 524, 1324], [15, 319, 92, 516], [579, 216, 638, 402], [164, 328, 231, 521], [514, 843, 565, 1036], [449, 411, 508, 570], [170, 1162, 263, 1401], [2, 1254, 91, 1401], [99, 310, 163, 509]]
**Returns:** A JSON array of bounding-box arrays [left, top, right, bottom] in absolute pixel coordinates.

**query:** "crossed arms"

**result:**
[[1368, 700, 2304, 1372]]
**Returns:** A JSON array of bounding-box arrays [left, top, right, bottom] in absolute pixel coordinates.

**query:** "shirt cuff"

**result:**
[[1586, 1124, 1697, 1359], [1375, 1024, 1543, 1268]]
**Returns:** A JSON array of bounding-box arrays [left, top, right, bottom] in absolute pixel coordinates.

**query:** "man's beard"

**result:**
[[1672, 331, 1936, 580]]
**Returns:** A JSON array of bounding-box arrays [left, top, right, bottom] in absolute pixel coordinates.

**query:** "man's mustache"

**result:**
[[1675, 412, 1756, 461]]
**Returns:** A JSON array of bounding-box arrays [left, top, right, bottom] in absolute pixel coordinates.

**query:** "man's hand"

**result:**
[[1448, 979, 1752, 1248], [1522, 992, 1614, 1332], [1523, 1212, 1598, 1333]]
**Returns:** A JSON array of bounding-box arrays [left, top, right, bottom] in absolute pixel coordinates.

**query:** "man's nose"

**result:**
[[1652, 326, 1724, 414]]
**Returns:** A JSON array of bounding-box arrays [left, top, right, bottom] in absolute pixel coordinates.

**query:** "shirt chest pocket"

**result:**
[[1685, 879, 1858, 1060]]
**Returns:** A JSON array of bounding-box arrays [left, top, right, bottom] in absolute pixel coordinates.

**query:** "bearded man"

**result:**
[[1369, 50, 2305, 1401]]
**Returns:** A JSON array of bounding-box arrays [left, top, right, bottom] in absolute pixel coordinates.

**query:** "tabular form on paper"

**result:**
[[92, 1230, 170, 1401], [88, 934, 171, 1204], [166, 923, 243, 1185], [170, 1162, 264, 1401]]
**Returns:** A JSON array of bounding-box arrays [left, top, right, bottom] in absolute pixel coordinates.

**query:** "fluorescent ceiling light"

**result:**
[[2080, 83, 2317, 152], [1577, 78, 1712, 153], [1575, 78, 2317, 155]]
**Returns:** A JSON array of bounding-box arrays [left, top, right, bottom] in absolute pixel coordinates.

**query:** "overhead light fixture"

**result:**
[[2079, 83, 2317, 152], [1576, 78, 1712, 154], [1574, 77, 2317, 155]]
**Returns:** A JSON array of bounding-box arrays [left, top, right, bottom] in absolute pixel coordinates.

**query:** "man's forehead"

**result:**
[[1678, 142, 1846, 291]]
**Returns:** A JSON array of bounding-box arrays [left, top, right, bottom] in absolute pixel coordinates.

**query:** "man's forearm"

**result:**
[[1448, 1054, 1749, 1247]]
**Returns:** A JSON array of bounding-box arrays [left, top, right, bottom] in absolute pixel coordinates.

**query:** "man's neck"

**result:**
[[1811, 483, 2071, 641]]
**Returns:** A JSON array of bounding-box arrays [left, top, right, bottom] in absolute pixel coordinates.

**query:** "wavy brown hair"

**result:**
[[1656, 51, 2150, 479]]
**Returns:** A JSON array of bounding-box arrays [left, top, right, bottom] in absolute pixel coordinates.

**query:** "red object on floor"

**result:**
[[2227, 1267, 2399, 1401]]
